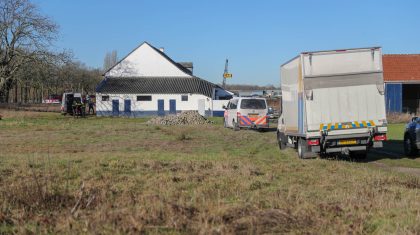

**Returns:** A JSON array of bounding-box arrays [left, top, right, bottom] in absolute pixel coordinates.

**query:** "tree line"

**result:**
[[0, 0, 103, 104]]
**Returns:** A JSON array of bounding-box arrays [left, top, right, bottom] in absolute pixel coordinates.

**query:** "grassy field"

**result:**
[[0, 110, 419, 234]]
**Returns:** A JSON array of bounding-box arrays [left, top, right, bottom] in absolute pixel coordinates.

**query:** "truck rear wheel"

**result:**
[[297, 138, 307, 159], [277, 132, 287, 150], [350, 151, 367, 160]]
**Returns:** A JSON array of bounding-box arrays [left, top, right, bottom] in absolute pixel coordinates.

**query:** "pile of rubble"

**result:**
[[147, 111, 213, 125]]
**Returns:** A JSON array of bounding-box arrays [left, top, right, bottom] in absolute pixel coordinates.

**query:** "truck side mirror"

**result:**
[[222, 105, 227, 110], [268, 107, 274, 114]]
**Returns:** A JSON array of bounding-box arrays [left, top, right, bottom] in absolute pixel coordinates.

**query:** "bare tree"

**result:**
[[0, 0, 58, 103], [103, 50, 117, 72]]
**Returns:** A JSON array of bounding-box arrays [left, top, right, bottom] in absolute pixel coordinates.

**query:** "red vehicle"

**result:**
[[43, 94, 61, 104]]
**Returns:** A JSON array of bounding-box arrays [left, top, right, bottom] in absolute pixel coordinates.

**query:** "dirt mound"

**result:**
[[146, 111, 213, 125]]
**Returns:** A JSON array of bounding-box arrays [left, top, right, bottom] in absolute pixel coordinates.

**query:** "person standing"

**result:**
[[88, 95, 95, 115]]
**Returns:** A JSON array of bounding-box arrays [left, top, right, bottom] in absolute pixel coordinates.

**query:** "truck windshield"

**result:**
[[240, 99, 266, 109]]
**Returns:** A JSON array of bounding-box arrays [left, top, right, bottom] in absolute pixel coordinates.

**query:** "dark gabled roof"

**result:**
[[178, 62, 193, 69], [96, 76, 220, 97]]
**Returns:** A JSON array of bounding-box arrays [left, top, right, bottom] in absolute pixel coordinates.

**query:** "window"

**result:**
[[102, 95, 110, 101], [181, 95, 188, 101], [229, 100, 238, 109], [240, 99, 266, 109], [137, 95, 152, 101]]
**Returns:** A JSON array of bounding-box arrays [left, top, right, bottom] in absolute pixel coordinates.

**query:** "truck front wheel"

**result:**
[[277, 132, 287, 150]]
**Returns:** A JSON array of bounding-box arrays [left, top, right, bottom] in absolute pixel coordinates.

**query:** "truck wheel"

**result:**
[[404, 135, 418, 157], [233, 120, 240, 131], [277, 132, 287, 150], [297, 138, 307, 159], [350, 151, 367, 160]]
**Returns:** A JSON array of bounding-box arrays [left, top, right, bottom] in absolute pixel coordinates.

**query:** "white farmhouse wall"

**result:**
[[212, 100, 229, 110], [105, 43, 191, 78], [96, 93, 213, 116]]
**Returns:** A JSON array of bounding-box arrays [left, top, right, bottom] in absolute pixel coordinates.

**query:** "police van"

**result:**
[[223, 97, 270, 130]]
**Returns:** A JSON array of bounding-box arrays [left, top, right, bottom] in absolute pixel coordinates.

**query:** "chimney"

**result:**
[[159, 47, 164, 52]]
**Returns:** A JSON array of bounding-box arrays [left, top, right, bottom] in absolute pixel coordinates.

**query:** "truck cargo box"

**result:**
[[278, 47, 387, 158]]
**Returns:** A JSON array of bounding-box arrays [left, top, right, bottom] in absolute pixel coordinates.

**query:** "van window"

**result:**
[[229, 100, 238, 109], [240, 99, 266, 109], [102, 95, 110, 101]]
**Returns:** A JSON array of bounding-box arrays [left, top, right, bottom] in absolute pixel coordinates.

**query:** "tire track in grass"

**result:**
[[370, 150, 420, 177]]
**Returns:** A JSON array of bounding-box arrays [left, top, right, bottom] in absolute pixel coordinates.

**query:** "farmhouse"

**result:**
[[383, 54, 420, 114], [96, 42, 232, 117]]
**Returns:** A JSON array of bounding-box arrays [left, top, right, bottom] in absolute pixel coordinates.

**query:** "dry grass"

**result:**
[[387, 112, 419, 124], [0, 103, 61, 113], [0, 110, 419, 234]]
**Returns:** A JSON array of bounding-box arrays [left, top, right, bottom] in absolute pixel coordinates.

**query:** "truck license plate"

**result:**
[[338, 139, 357, 145], [248, 114, 258, 118]]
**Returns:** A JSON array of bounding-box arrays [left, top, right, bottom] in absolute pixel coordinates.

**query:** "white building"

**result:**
[[96, 42, 232, 117]]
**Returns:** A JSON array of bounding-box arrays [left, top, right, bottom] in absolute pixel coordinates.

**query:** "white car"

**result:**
[[223, 97, 270, 130]]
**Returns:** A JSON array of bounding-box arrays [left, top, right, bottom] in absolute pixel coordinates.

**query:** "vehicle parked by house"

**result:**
[[223, 97, 271, 130], [61, 92, 83, 115], [277, 47, 388, 159], [404, 116, 420, 156]]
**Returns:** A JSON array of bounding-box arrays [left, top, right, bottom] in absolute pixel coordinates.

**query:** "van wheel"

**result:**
[[404, 135, 418, 157], [233, 120, 240, 131], [277, 132, 287, 150]]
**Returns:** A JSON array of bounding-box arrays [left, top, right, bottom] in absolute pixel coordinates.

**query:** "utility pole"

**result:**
[[222, 59, 232, 89]]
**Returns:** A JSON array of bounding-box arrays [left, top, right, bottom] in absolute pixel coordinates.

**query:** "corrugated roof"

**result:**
[[96, 76, 219, 97], [383, 54, 420, 82]]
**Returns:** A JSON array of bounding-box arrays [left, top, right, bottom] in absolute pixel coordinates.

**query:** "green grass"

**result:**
[[369, 123, 420, 168], [0, 111, 419, 234]]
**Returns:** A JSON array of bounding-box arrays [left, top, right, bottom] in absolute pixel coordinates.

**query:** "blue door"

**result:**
[[169, 99, 176, 114], [158, 99, 165, 116], [124, 99, 131, 116], [385, 83, 402, 113], [112, 100, 119, 116]]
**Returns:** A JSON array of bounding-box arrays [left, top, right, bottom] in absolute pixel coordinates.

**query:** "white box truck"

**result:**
[[277, 47, 387, 159]]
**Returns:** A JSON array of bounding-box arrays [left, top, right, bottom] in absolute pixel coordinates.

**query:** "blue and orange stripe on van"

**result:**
[[238, 115, 268, 127]]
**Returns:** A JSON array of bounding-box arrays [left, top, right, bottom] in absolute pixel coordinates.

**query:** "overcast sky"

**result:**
[[35, 0, 420, 86]]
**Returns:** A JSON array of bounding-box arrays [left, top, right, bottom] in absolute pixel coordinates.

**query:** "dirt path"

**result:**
[[370, 161, 420, 177]]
